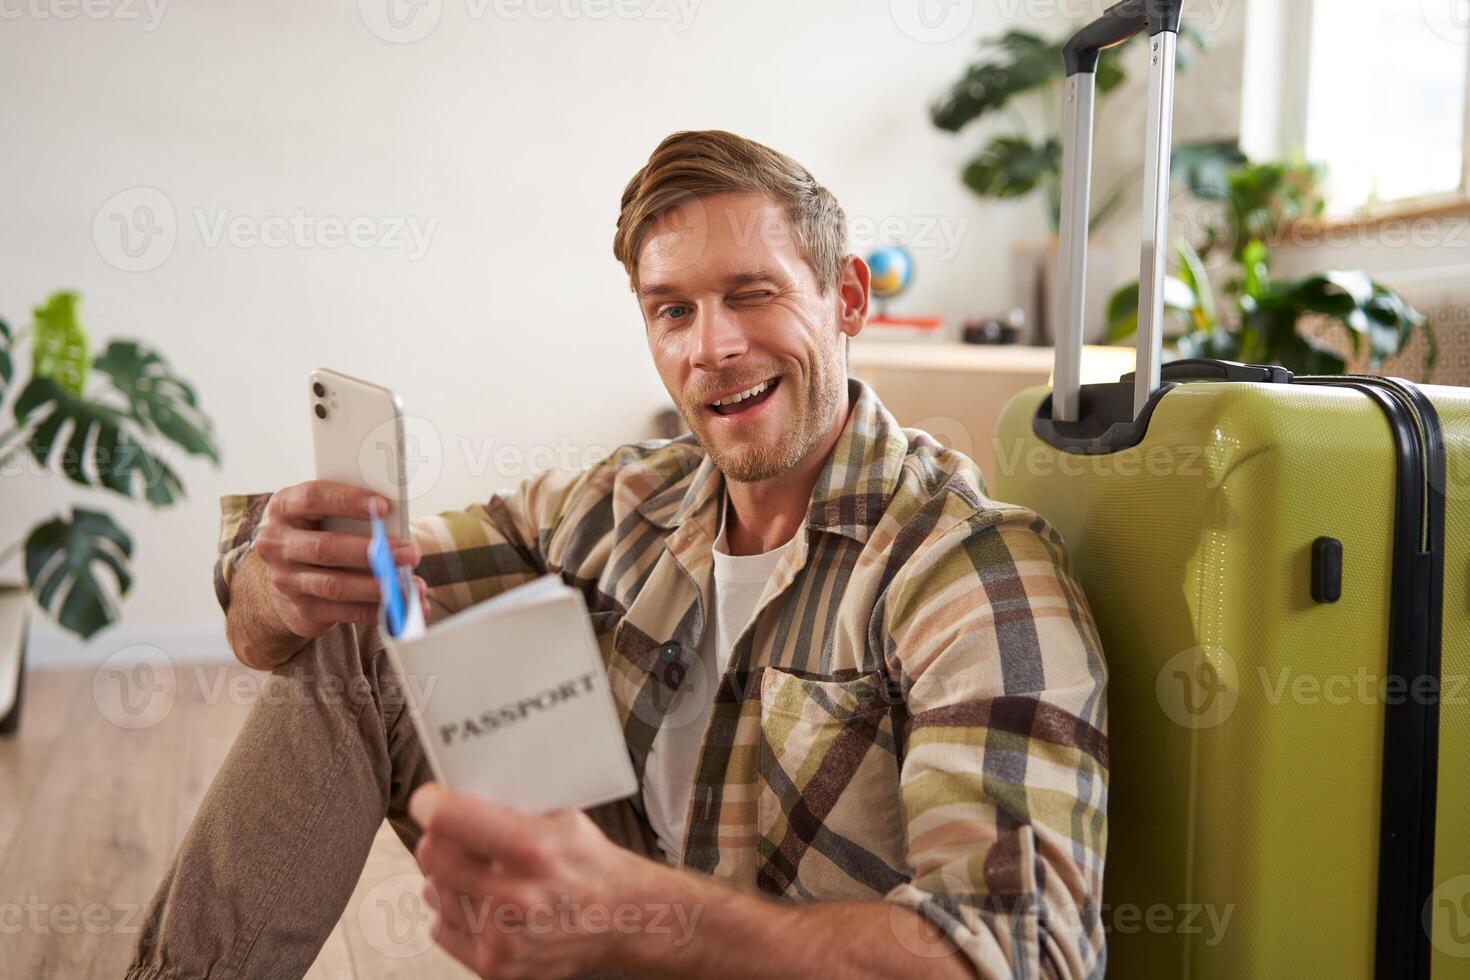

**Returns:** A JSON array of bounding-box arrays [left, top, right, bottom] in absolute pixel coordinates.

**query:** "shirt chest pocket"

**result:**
[[754, 667, 909, 901]]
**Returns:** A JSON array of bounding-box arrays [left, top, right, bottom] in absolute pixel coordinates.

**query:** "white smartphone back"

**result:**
[[309, 368, 409, 539]]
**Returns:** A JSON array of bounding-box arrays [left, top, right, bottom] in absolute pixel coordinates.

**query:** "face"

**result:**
[[636, 192, 868, 484]]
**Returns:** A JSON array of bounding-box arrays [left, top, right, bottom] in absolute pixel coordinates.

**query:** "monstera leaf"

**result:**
[[24, 508, 133, 639], [0, 316, 11, 404], [94, 340, 220, 463], [13, 376, 184, 505], [31, 291, 89, 396], [962, 136, 1062, 199], [930, 31, 1062, 132]]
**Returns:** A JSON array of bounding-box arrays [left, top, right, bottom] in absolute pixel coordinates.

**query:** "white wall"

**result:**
[[0, 0, 1247, 662]]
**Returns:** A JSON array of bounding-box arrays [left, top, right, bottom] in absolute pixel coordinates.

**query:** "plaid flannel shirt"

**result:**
[[215, 378, 1109, 978]]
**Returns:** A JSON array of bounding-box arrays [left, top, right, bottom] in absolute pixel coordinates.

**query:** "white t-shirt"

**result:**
[[641, 497, 795, 862]]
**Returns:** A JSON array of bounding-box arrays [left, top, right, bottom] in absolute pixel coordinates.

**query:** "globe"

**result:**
[[867, 246, 913, 300]]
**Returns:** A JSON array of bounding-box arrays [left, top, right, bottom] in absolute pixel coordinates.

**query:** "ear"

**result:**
[[835, 254, 870, 341]]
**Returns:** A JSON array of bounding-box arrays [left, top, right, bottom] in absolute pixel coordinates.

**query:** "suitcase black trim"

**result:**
[[1298, 376, 1445, 980], [1032, 358, 1290, 455]]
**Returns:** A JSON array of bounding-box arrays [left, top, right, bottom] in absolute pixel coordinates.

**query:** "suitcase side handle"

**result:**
[[1052, 0, 1183, 424], [1124, 358, 1295, 385]]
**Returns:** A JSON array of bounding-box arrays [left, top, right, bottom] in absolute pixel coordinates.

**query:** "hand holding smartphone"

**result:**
[[236, 370, 425, 648], [309, 369, 410, 539]]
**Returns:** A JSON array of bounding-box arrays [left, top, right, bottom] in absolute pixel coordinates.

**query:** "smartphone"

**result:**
[[309, 368, 410, 539]]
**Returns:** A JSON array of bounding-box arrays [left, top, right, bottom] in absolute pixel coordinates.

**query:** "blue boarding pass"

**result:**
[[368, 506, 425, 639]]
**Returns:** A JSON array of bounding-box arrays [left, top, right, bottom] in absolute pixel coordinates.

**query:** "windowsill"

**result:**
[[1298, 194, 1470, 233]]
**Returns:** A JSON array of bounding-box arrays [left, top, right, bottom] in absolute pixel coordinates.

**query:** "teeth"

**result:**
[[712, 379, 773, 407]]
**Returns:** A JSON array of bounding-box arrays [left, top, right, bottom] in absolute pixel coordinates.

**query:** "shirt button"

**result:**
[[658, 641, 681, 661]]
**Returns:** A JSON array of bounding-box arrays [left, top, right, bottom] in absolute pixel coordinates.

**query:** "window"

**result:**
[[1242, 0, 1470, 215]]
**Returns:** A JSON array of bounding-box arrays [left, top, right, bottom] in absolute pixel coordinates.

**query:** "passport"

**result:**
[[378, 572, 637, 815]]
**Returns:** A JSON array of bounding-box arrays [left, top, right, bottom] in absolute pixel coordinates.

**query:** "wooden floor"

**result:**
[[0, 664, 473, 979]]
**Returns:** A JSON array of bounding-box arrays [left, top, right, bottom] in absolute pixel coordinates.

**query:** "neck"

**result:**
[[721, 385, 851, 556]]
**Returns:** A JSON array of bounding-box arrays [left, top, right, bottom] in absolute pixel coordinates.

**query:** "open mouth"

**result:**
[[707, 376, 780, 417]]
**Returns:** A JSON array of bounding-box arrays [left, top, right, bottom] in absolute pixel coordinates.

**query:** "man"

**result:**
[[127, 130, 1108, 980]]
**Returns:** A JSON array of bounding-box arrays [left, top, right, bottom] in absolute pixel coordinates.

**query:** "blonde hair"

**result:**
[[613, 130, 847, 291]]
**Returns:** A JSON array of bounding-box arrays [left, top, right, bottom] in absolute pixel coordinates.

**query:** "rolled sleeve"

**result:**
[[210, 462, 604, 622], [213, 492, 274, 613], [881, 509, 1109, 979]]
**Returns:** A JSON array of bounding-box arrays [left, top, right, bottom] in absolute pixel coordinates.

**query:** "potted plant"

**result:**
[[929, 25, 1241, 343], [0, 291, 219, 733], [1104, 158, 1433, 374]]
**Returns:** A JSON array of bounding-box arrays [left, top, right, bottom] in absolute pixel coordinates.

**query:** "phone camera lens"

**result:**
[[315, 404, 327, 420], [312, 381, 326, 398]]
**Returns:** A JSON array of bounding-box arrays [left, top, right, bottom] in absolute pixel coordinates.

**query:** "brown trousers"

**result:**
[[125, 623, 657, 980]]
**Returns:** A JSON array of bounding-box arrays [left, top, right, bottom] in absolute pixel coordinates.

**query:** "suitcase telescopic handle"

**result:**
[[1052, 0, 1184, 424]]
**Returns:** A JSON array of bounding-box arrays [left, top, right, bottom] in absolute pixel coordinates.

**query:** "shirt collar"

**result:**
[[635, 377, 909, 545]]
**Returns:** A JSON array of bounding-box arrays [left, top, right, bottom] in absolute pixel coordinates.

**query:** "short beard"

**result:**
[[679, 344, 844, 485]]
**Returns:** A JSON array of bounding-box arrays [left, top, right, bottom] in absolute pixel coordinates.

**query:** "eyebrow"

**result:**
[[636, 270, 781, 300]]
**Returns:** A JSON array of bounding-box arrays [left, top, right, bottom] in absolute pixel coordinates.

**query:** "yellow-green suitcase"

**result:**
[[990, 3, 1469, 976]]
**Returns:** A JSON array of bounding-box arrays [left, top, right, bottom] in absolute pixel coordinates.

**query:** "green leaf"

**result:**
[[0, 315, 11, 403], [1104, 276, 1201, 342], [1172, 140, 1248, 201], [1174, 23, 1212, 71], [961, 136, 1062, 200], [1240, 239, 1270, 299], [94, 340, 220, 463], [1174, 240, 1218, 332], [31, 291, 90, 396], [930, 31, 1062, 132], [13, 376, 185, 504], [1284, 272, 1425, 368], [24, 507, 133, 639]]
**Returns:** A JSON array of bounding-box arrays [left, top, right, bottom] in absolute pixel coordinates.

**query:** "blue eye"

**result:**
[[661, 304, 691, 320]]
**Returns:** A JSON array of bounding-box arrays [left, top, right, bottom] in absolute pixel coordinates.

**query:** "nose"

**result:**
[[689, 304, 748, 372]]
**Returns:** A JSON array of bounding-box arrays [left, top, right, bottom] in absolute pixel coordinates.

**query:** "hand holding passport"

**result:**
[[368, 511, 638, 814]]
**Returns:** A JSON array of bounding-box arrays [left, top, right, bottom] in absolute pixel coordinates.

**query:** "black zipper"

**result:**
[[1296, 375, 1446, 980]]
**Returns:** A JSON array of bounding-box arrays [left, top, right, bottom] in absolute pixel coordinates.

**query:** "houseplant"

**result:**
[[0, 291, 219, 732], [1104, 158, 1433, 374], [930, 25, 1241, 342]]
